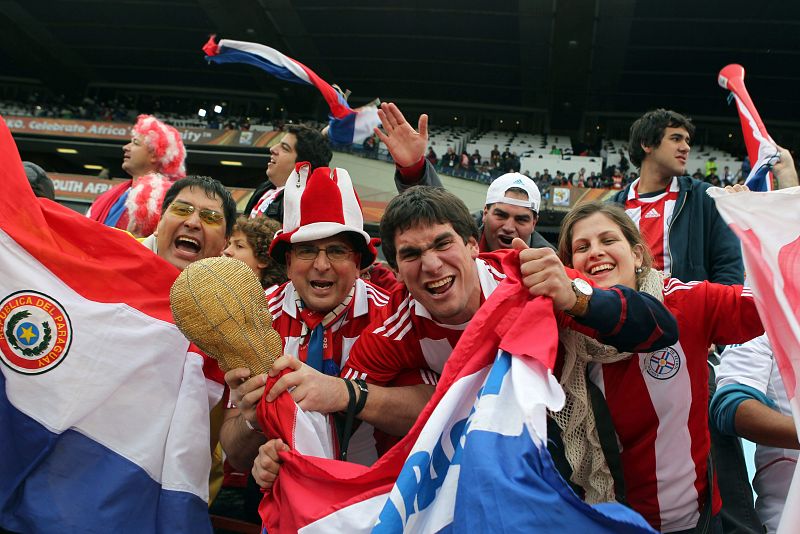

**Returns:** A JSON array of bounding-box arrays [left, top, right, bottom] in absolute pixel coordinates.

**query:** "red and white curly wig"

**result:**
[[133, 114, 186, 179], [125, 115, 187, 236], [125, 173, 173, 237]]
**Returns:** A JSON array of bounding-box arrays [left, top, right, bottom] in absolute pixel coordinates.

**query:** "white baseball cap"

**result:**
[[485, 173, 541, 213]]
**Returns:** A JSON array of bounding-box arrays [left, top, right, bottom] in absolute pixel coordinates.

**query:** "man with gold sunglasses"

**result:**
[[140, 175, 237, 271]]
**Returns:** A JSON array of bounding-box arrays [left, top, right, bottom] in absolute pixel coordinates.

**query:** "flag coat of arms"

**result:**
[[258, 252, 657, 533], [0, 117, 223, 533]]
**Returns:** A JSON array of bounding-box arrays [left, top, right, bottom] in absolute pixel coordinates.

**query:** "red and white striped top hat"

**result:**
[[269, 162, 376, 268]]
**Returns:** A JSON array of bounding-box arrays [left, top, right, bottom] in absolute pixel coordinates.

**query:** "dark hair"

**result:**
[[161, 175, 237, 237], [380, 186, 479, 270], [628, 109, 696, 168], [286, 124, 332, 169], [557, 201, 653, 287], [232, 216, 287, 288], [23, 162, 55, 200]]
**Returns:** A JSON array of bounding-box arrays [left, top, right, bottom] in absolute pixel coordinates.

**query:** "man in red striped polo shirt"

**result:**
[[220, 163, 391, 472]]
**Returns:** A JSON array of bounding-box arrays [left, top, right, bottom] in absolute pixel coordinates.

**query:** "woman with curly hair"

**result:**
[[223, 216, 287, 290]]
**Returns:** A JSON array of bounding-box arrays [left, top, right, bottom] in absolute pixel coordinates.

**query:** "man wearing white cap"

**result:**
[[221, 162, 391, 473], [480, 171, 552, 251]]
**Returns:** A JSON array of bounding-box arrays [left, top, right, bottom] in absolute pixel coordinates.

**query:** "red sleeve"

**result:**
[[396, 157, 426, 184], [681, 280, 764, 346], [342, 326, 423, 386], [341, 292, 429, 386]]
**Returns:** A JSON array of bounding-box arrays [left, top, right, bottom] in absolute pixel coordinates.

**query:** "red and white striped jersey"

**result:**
[[266, 278, 390, 465], [624, 177, 680, 275], [588, 279, 763, 532], [266, 278, 390, 369], [342, 256, 506, 386]]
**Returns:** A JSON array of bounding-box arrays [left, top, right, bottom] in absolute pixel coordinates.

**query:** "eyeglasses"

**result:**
[[291, 244, 354, 262], [168, 200, 224, 226]]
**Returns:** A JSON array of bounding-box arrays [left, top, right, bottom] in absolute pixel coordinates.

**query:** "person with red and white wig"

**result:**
[[87, 114, 186, 237]]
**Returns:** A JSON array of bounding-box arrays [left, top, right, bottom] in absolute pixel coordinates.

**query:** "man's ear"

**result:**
[[467, 236, 479, 258], [641, 142, 652, 155]]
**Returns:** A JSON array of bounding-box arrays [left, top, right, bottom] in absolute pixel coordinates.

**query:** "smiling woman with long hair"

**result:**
[[554, 201, 763, 534]]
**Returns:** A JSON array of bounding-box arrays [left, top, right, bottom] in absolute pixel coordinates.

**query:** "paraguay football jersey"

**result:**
[[266, 277, 389, 465], [342, 256, 506, 386], [624, 177, 680, 275], [588, 279, 762, 532]]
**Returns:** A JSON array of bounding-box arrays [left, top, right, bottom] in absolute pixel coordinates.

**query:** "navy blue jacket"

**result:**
[[610, 176, 744, 285]]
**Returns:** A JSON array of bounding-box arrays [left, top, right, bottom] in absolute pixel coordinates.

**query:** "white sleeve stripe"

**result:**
[[373, 297, 411, 334], [380, 307, 413, 338], [364, 286, 390, 305], [393, 320, 413, 341]]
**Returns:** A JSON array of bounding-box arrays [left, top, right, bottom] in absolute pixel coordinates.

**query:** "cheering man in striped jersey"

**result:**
[[221, 163, 391, 472]]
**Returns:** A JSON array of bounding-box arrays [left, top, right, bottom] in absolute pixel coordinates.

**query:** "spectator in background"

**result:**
[[490, 144, 500, 165], [692, 168, 705, 181], [610, 108, 743, 284], [459, 150, 470, 176], [222, 216, 287, 290], [245, 124, 332, 222], [501, 146, 512, 163], [425, 146, 437, 166], [441, 147, 457, 170], [87, 114, 186, 238], [706, 156, 718, 177], [362, 134, 377, 152], [23, 161, 55, 201], [470, 149, 482, 169], [722, 165, 734, 186], [507, 151, 521, 173], [478, 172, 551, 251], [549, 144, 561, 155]]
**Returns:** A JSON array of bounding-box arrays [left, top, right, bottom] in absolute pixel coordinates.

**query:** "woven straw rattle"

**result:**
[[170, 256, 282, 375]]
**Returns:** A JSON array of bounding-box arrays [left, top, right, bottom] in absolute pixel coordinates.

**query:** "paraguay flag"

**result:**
[[203, 37, 380, 146], [709, 186, 800, 534], [0, 117, 223, 533], [257, 252, 657, 533], [718, 64, 780, 191]]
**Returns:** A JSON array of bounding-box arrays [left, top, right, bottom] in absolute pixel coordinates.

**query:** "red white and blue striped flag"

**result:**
[[257, 252, 657, 533], [718, 64, 780, 191], [0, 117, 223, 532], [203, 37, 380, 146], [710, 186, 800, 533]]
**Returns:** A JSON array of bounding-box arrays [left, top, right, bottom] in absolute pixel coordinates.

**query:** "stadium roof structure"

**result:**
[[1, 0, 799, 129]]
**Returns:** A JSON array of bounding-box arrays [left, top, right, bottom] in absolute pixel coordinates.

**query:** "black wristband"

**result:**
[[338, 378, 357, 462], [353, 379, 369, 416]]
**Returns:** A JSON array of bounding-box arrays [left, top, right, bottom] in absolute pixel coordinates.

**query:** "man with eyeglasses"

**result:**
[[220, 164, 393, 473], [140, 175, 237, 270]]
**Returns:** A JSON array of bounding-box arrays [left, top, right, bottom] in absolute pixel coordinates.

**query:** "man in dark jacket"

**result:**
[[608, 109, 743, 285]]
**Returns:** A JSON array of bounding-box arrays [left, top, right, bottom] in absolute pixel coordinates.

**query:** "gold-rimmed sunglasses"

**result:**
[[168, 200, 224, 226]]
